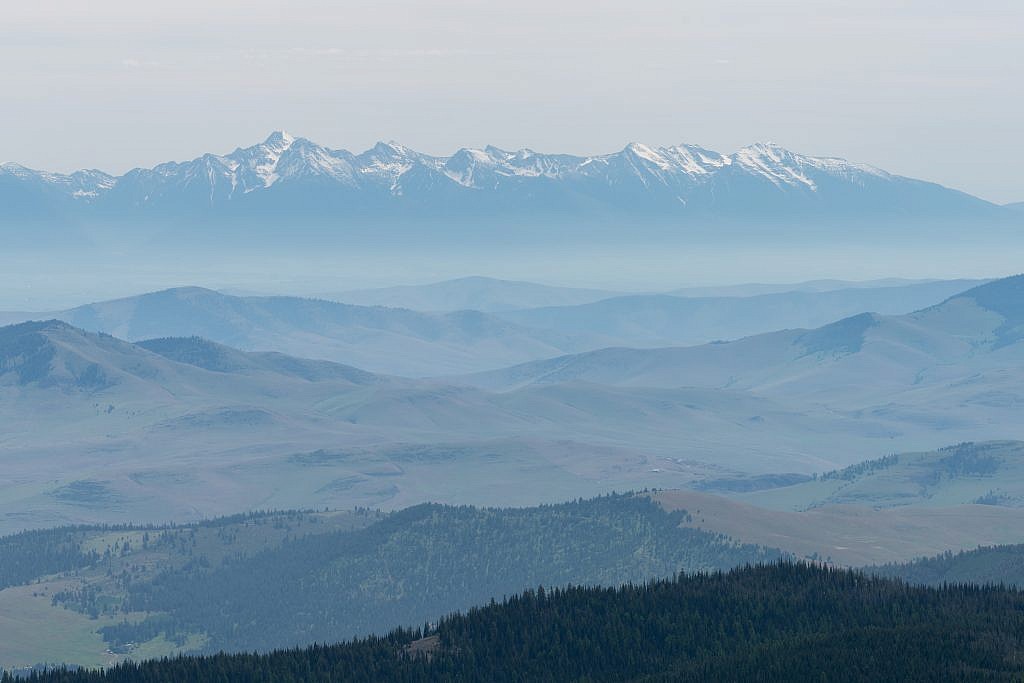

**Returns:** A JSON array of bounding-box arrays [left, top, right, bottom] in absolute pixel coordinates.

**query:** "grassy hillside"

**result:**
[[10, 563, 1024, 682]]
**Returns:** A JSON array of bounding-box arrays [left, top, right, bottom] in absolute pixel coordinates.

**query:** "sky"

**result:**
[[1, 0, 1022, 204]]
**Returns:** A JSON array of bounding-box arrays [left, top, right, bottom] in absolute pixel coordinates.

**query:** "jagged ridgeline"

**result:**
[[9, 564, 1024, 683], [0, 495, 778, 660], [1, 133, 1007, 237]]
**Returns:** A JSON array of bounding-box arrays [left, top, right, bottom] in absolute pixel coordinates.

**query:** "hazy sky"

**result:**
[[3, 1, 1021, 203]]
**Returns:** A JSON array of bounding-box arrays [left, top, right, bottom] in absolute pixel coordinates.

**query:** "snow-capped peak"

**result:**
[[264, 130, 296, 150], [223, 131, 302, 191]]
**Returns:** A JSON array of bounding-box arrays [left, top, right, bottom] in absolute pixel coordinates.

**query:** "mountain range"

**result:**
[[1, 133, 1014, 247]]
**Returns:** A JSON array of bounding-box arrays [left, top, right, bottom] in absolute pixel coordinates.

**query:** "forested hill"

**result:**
[[12, 563, 1024, 683], [0, 494, 779, 665]]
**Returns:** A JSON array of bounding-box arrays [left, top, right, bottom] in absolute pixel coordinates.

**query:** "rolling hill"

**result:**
[[463, 275, 1024, 407], [0, 278, 981, 377]]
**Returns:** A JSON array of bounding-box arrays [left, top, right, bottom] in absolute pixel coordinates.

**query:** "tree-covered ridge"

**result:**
[[872, 543, 1024, 588], [109, 494, 778, 653], [10, 563, 1024, 683]]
